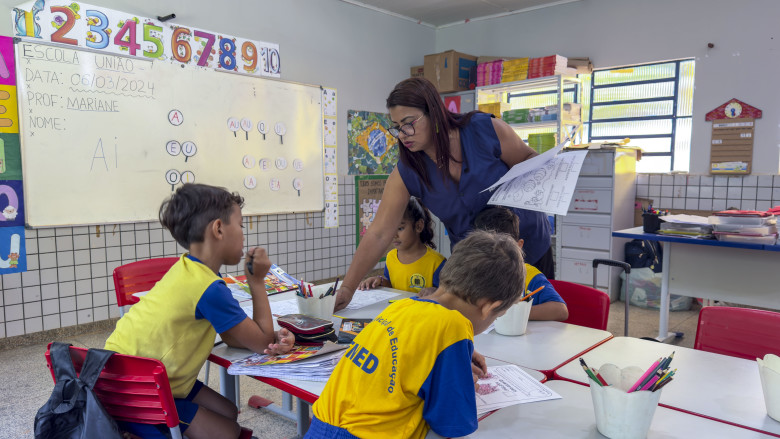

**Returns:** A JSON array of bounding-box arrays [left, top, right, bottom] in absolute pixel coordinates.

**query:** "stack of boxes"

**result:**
[[476, 59, 504, 86], [527, 133, 557, 153], [500, 58, 529, 83], [527, 55, 572, 78]]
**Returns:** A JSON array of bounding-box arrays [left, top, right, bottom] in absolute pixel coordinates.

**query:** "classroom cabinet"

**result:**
[[556, 148, 637, 301]]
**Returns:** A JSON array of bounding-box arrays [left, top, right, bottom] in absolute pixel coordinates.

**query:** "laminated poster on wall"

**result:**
[[0, 225, 25, 273], [0, 180, 24, 227], [347, 110, 398, 175]]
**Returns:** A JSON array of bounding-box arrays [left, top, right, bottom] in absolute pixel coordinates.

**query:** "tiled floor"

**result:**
[[0, 300, 702, 439]]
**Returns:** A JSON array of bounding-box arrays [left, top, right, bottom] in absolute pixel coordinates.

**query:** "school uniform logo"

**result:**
[[408, 274, 426, 289]]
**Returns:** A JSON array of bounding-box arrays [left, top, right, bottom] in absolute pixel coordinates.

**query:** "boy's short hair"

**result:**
[[473, 206, 520, 241], [159, 183, 244, 249], [439, 230, 525, 313]]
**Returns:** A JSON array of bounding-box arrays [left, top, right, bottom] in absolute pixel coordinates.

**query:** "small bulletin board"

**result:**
[[15, 41, 324, 227], [705, 98, 762, 175], [355, 174, 391, 259]]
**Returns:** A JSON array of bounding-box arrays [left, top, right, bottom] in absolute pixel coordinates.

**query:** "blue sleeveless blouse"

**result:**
[[397, 113, 551, 263]]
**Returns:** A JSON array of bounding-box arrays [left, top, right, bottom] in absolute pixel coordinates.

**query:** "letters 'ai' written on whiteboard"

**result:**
[[16, 41, 324, 227]]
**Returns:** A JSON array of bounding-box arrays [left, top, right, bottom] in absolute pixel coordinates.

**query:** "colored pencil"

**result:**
[[579, 358, 602, 386], [652, 377, 673, 392], [520, 285, 545, 302], [629, 358, 661, 392]]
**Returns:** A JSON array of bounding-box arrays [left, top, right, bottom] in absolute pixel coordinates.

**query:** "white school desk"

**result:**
[[614, 227, 780, 342], [474, 321, 613, 377], [554, 337, 780, 437], [459, 380, 774, 438]]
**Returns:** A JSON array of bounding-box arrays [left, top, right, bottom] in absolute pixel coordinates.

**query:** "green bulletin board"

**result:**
[[355, 174, 391, 260]]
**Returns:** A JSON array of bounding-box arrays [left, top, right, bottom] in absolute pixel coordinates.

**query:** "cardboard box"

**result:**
[[568, 57, 593, 74], [410, 65, 424, 78], [424, 50, 477, 93]]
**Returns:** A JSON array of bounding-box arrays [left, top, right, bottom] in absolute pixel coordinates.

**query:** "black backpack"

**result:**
[[624, 239, 663, 273], [34, 342, 124, 439]]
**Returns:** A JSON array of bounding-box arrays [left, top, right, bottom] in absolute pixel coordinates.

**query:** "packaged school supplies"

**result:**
[[277, 314, 337, 345], [757, 354, 780, 422], [227, 342, 348, 381], [337, 318, 373, 344]]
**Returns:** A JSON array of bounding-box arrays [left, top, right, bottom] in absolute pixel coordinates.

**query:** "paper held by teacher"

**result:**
[[483, 141, 588, 216]]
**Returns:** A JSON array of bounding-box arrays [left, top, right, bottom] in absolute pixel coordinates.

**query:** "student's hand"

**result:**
[[264, 328, 295, 355], [245, 247, 272, 284], [471, 350, 488, 378], [473, 372, 480, 392], [358, 276, 385, 290], [333, 286, 355, 312]]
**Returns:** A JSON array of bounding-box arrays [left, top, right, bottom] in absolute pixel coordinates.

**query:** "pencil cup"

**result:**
[[589, 378, 662, 439], [642, 213, 662, 233], [494, 300, 532, 336], [296, 284, 336, 320], [758, 354, 780, 422]]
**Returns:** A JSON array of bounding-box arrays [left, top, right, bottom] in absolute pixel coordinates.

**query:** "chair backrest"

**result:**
[[44, 343, 181, 433], [549, 280, 610, 331], [113, 257, 178, 310], [694, 306, 780, 360]]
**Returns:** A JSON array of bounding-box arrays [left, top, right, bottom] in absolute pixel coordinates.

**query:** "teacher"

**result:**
[[334, 77, 552, 311]]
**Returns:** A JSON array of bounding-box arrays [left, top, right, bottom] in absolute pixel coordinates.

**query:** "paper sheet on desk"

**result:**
[[476, 365, 561, 416], [487, 150, 587, 215], [346, 289, 401, 310]]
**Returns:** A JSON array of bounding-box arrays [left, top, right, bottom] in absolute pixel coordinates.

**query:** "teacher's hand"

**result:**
[[333, 285, 355, 312]]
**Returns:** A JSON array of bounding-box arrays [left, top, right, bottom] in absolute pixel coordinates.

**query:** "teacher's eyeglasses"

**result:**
[[388, 114, 425, 138]]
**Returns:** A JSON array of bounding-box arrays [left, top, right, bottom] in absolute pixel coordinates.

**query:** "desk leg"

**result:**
[[656, 242, 676, 343], [219, 365, 238, 407], [297, 398, 311, 437]]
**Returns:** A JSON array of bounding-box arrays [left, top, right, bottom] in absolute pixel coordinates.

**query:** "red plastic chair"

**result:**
[[113, 257, 178, 316], [694, 306, 780, 360], [44, 343, 184, 439], [549, 280, 611, 331]]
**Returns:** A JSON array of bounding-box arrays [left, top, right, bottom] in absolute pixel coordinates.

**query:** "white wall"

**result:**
[[0, 0, 434, 338], [436, 0, 780, 174]]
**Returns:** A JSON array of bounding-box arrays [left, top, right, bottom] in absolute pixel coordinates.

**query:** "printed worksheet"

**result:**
[[488, 150, 587, 216], [476, 365, 561, 416], [345, 289, 401, 310]]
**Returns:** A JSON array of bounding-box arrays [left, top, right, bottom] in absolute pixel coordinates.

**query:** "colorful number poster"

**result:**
[[348, 110, 398, 175], [0, 226, 26, 273], [354, 174, 391, 259], [12, 1, 280, 78]]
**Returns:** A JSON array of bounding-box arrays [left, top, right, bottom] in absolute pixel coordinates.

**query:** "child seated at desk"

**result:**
[[474, 206, 569, 322], [105, 183, 295, 439], [307, 230, 525, 439], [358, 197, 446, 294]]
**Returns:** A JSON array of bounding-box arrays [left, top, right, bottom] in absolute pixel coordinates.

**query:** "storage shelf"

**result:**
[[476, 75, 580, 95], [508, 120, 581, 130]]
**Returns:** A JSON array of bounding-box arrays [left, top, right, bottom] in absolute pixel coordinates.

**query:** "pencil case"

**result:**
[[277, 314, 333, 334]]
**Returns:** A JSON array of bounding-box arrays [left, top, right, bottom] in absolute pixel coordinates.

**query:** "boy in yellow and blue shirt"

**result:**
[[105, 183, 295, 439], [308, 230, 526, 439], [474, 206, 568, 321]]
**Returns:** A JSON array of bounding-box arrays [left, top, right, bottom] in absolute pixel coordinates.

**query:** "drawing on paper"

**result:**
[[488, 150, 588, 216]]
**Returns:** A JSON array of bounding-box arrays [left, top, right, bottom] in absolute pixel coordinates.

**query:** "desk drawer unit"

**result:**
[[560, 224, 611, 251], [569, 189, 612, 214], [580, 152, 615, 176], [559, 248, 610, 288]]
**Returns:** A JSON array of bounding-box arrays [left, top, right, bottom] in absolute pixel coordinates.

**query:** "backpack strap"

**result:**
[[49, 342, 77, 383], [78, 348, 116, 390]]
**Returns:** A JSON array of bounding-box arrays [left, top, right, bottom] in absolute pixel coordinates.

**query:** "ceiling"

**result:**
[[339, 0, 581, 28]]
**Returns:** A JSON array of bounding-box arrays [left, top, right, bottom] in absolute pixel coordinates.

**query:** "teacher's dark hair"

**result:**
[[386, 77, 478, 188], [159, 183, 244, 249]]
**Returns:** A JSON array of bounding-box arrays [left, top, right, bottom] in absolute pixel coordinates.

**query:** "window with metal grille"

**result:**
[[580, 59, 696, 173]]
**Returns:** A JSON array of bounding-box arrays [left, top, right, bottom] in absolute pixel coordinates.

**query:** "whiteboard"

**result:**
[[15, 41, 324, 227]]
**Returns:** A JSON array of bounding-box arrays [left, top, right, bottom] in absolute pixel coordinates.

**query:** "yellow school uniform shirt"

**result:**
[[105, 255, 220, 398], [383, 247, 446, 293], [311, 297, 478, 439]]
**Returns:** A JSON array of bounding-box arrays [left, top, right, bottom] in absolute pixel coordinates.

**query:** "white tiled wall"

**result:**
[[0, 176, 363, 338], [636, 174, 780, 213]]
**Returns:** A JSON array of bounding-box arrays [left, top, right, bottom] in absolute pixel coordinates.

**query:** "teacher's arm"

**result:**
[[334, 168, 410, 311], [492, 117, 539, 167]]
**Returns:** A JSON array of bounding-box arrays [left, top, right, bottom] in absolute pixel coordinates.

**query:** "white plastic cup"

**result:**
[[758, 356, 780, 422], [494, 300, 532, 336], [589, 378, 662, 439], [295, 283, 337, 320]]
